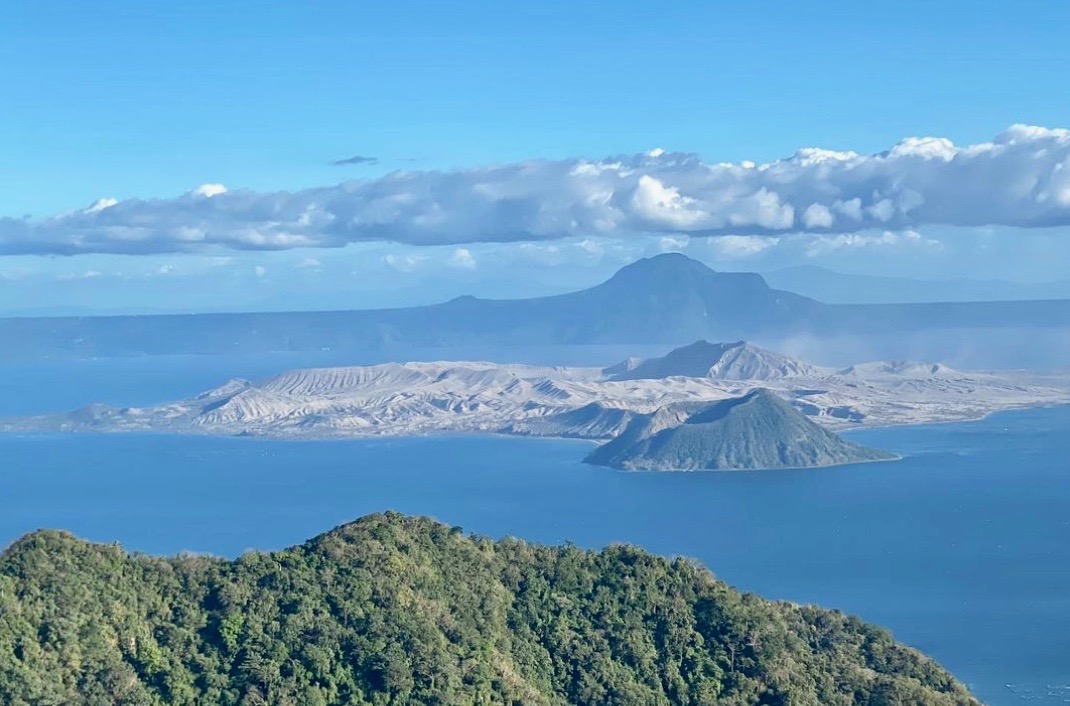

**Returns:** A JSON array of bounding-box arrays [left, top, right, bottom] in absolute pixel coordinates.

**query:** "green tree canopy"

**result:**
[[0, 512, 978, 706]]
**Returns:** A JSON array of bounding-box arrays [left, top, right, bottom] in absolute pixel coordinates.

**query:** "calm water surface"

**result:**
[[1, 355, 1068, 705]]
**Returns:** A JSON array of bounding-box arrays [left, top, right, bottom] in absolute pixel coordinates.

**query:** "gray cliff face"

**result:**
[[586, 389, 896, 471]]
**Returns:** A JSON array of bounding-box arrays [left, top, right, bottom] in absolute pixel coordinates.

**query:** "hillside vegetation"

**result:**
[[0, 512, 978, 705]]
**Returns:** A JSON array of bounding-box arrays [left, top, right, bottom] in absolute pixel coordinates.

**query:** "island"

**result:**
[[586, 388, 897, 471], [6, 340, 1068, 471]]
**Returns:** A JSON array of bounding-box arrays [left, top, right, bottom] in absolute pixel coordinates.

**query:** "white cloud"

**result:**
[[85, 197, 118, 214], [658, 235, 690, 252], [447, 247, 477, 269], [515, 242, 567, 266], [382, 253, 425, 273], [58, 269, 105, 280], [804, 229, 943, 257], [297, 257, 322, 269], [833, 198, 864, 221], [189, 183, 227, 198], [802, 203, 834, 229], [253, 265, 267, 278], [631, 175, 706, 229], [710, 235, 778, 258], [7, 125, 1070, 255], [156, 264, 175, 275], [887, 136, 957, 161], [575, 238, 604, 257]]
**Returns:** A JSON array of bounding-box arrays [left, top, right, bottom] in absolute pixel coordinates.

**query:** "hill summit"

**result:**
[[586, 388, 896, 471], [0, 512, 976, 705], [607, 339, 817, 381]]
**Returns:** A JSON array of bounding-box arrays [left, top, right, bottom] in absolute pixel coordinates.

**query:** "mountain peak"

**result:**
[[607, 340, 817, 381], [620, 252, 714, 271], [585, 388, 896, 471], [837, 360, 961, 379], [685, 387, 783, 424], [1, 528, 105, 566], [604, 253, 763, 288], [577, 255, 819, 342]]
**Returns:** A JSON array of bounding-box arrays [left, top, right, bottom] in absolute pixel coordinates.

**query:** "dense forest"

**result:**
[[0, 512, 978, 705]]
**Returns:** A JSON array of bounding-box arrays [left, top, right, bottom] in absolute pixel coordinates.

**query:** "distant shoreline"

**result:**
[[8, 397, 1068, 440]]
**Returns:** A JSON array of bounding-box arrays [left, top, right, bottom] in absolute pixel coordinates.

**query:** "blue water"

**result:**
[[1, 356, 1068, 705]]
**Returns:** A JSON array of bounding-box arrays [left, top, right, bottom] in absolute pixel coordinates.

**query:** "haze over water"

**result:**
[[1, 355, 1068, 705]]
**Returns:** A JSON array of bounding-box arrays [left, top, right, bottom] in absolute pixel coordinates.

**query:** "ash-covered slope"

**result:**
[[0, 513, 979, 706], [8, 348, 1069, 439], [838, 361, 962, 379], [502, 402, 644, 439], [587, 389, 896, 471], [608, 339, 818, 380]]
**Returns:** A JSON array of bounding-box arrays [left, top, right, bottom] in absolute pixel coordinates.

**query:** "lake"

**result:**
[[1, 355, 1068, 705]]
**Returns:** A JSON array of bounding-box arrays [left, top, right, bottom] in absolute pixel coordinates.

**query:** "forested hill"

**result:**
[[0, 513, 978, 706]]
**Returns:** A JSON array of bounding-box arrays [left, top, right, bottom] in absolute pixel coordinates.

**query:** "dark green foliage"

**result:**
[[0, 512, 977, 705]]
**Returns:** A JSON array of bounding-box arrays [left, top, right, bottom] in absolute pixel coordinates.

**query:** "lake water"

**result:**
[[1, 355, 1068, 705]]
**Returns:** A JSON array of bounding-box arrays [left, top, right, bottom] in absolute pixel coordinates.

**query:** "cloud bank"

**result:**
[[5, 124, 1070, 256]]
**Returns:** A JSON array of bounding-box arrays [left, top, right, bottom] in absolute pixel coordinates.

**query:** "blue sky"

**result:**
[[2, 1, 1070, 314]]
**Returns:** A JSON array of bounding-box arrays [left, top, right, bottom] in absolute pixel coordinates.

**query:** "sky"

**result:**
[[2, 0, 1070, 314]]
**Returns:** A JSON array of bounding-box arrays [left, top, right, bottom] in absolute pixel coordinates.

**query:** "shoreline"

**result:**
[[9, 401, 1070, 473], [6, 397, 1068, 441]]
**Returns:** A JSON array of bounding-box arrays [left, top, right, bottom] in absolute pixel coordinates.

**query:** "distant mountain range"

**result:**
[[585, 389, 897, 471], [764, 265, 1070, 304], [2, 253, 1069, 361]]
